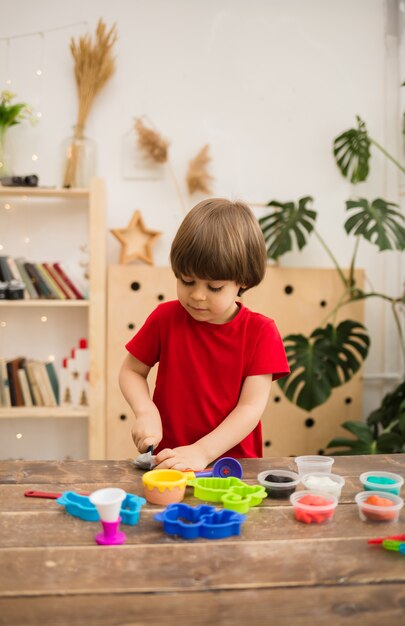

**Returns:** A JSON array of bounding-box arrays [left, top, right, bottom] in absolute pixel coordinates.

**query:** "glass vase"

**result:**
[[62, 125, 96, 188], [0, 127, 12, 178]]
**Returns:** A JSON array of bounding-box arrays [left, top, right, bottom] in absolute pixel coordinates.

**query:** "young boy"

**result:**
[[119, 198, 289, 471]]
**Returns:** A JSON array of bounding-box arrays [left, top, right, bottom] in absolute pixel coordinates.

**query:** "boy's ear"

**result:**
[[237, 286, 247, 297]]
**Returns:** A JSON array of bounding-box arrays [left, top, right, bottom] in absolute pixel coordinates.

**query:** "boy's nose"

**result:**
[[190, 287, 206, 301]]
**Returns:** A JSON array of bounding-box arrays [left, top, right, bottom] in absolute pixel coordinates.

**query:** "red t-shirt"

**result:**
[[125, 300, 289, 458]]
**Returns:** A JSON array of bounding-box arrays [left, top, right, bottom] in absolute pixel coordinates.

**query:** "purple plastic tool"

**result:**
[[196, 457, 243, 479], [95, 517, 126, 546]]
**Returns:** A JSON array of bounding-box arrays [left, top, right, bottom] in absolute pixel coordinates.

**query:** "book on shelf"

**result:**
[[0, 358, 11, 406], [6, 357, 25, 406], [30, 361, 57, 407], [35, 263, 65, 300], [45, 361, 59, 404], [59, 261, 89, 299], [6, 257, 30, 299], [53, 263, 85, 300], [43, 262, 75, 299], [25, 360, 44, 406], [15, 258, 39, 299], [24, 262, 56, 299], [0, 256, 14, 282], [17, 366, 33, 406]]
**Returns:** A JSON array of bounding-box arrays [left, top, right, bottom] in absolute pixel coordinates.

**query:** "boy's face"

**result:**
[[177, 275, 243, 324]]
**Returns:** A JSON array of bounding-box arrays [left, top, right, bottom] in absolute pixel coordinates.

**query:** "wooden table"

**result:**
[[1, 455, 405, 626]]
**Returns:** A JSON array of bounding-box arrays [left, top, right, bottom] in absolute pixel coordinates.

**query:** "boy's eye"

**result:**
[[180, 277, 195, 286], [208, 285, 223, 292]]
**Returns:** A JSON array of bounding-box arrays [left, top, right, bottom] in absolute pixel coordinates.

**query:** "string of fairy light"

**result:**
[[0, 22, 88, 162]]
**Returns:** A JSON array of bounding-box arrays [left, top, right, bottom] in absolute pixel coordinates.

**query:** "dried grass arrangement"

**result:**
[[134, 118, 169, 163], [186, 144, 214, 195], [63, 19, 118, 187]]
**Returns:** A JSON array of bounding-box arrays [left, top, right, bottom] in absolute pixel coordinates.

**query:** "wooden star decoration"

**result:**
[[110, 210, 161, 265]]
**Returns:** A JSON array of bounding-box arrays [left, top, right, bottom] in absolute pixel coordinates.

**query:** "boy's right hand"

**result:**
[[132, 412, 163, 453]]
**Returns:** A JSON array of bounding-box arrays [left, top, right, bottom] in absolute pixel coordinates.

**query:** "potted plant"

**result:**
[[0, 90, 33, 177], [259, 111, 405, 454]]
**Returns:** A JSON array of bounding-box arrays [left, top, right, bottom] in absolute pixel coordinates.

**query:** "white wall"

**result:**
[[0, 0, 404, 457]]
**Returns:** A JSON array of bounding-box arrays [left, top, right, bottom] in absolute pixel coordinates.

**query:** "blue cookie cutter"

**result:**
[[154, 502, 246, 540], [57, 491, 146, 525]]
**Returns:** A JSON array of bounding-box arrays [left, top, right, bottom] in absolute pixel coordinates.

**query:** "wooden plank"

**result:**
[[1, 502, 404, 547], [0, 187, 89, 198], [1, 455, 404, 485], [1, 538, 405, 596], [1, 584, 405, 626]]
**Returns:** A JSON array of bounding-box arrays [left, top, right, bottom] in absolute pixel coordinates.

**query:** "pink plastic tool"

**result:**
[[89, 488, 127, 546], [95, 517, 126, 546]]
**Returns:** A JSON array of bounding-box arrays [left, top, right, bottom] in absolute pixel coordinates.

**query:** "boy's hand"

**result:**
[[132, 412, 163, 453], [154, 443, 210, 472]]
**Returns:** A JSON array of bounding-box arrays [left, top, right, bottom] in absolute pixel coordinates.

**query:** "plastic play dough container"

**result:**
[[301, 472, 345, 499], [142, 469, 187, 505], [290, 490, 338, 524], [355, 491, 404, 523], [359, 471, 404, 496], [257, 469, 300, 499], [295, 455, 334, 476]]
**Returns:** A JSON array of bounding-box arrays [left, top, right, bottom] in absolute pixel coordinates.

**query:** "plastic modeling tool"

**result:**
[[381, 540, 405, 554], [24, 490, 90, 499], [89, 488, 127, 545], [154, 503, 246, 539]]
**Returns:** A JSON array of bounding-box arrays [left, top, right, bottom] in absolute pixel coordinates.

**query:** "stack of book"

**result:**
[[0, 358, 59, 407], [0, 256, 88, 300]]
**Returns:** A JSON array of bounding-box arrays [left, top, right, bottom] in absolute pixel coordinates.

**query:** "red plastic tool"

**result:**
[[24, 490, 90, 499], [368, 533, 405, 545]]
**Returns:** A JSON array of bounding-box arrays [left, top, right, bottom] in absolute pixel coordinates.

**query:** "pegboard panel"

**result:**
[[107, 266, 364, 459]]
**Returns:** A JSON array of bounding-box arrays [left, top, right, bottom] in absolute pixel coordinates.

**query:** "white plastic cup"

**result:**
[[295, 455, 334, 476], [89, 488, 127, 522]]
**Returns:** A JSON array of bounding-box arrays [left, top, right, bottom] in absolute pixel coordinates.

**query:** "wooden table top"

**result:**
[[1, 454, 405, 626]]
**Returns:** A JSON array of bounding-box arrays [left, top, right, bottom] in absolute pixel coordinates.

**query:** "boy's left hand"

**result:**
[[154, 444, 210, 472]]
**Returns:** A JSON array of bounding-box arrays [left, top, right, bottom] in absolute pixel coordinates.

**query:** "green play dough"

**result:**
[[367, 476, 396, 484]]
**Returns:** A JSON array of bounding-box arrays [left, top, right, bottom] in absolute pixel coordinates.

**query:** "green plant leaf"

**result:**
[[333, 115, 371, 183], [344, 198, 405, 251], [277, 321, 369, 411], [339, 420, 373, 443], [277, 334, 332, 410], [326, 437, 373, 455], [258, 196, 316, 260], [311, 320, 370, 387], [376, 432, 404, 453]]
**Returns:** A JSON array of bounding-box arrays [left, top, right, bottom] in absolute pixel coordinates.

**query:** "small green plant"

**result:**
[[0, 91, 33, 132]]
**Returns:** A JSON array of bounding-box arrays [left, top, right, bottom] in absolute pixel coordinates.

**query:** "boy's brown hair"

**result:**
[[170, 198, 267, 292]]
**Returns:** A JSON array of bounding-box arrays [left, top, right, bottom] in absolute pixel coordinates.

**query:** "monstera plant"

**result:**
[[259, 113, 405, 453]]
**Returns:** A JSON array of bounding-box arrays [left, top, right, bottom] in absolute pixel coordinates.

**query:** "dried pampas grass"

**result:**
[[63, 19, 118, 187], [186, 144, 214, 195], [134, 118, 169, 163]]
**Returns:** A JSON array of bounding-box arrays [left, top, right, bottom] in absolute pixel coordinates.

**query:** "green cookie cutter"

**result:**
[[190, 477, 246, 502], [191, 477, 267, 512], [221, 484, 267, 513]]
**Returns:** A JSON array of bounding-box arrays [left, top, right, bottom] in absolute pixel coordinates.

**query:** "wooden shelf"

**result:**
[[0, 178, 107, 459], [0, 407, 88, 418], [0, 187, 89, 199], [0, 300, 89, 307]]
